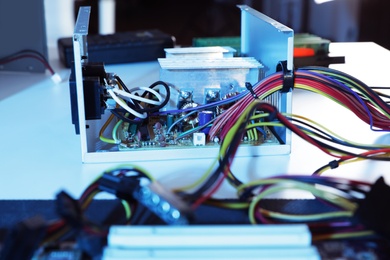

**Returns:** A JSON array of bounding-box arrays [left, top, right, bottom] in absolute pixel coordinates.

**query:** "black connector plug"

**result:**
[[69, 62, 107, 134], [355, 177, 390, 239], [97, 173, 140, 202], [97, 173, 192, 225], [56, 191, 83, 229]]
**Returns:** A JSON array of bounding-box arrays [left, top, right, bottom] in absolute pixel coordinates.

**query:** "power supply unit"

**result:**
[[70, 5, 294, 163]]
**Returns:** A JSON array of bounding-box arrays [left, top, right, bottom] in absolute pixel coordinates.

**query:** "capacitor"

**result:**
[[166, 114, 174, 130], [198, 110, 213, 134]]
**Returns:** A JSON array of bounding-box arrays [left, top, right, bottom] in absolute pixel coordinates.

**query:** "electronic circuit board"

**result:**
[[71, 5, 294, 163]]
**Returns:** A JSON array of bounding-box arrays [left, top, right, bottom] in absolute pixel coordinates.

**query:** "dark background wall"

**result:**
[[74, 0, 390, 50], [75, 0, 253, 46], [358, 0, 390, 50]]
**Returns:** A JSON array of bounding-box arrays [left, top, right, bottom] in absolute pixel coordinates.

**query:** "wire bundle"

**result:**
[[99, 78, 171, 144], [240, 174, 374, 241], [42, 165, 154, 246], [176, 101, 385, 240], [209, 66, 390, 141], [107, 77, 171, 121], [43, 98, 390, 244]]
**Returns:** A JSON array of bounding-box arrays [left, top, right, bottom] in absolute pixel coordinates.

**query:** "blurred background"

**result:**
[[41, 0, 390, 53], [53, 0, 389, 49]]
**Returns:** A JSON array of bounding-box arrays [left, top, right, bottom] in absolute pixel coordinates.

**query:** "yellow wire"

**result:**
[[288, 113, 390, 149], [295, 84, 347, 108], [247, 112, 390, 160], [81, 190, 101, 210], [173, 159, 219, 193], [121, 200, 132, 221], [42, 225, 72, 246], [112, 119, 123, 144], [315, 158, 364, 175], [258, 208, 353, 222], [174, 100, 259, 193], [312, 230, 375, 241], [205, 199, 250, 210], [246, 179, 357, 224], [247, 128, 254, 141], [307, 69, 390, 117], [99, 113, 118, 144]]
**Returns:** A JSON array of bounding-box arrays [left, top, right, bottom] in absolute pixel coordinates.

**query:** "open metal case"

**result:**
[[71, 5, 294, 163]]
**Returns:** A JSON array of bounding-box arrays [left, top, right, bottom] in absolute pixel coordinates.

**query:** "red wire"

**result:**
[[190, 136, 240, 209], [0, 53, 54, 74], [340, 147, 390, 161], [211, 69, 390, 143]]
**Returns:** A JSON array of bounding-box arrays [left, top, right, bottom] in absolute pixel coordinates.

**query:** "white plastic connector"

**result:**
[[193, 132, 206, 146], [103, 224, 320, 260], [107, 224, 312, 248], [51, 73, 62, 84]]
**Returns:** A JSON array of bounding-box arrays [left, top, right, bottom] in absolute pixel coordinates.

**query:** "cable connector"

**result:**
[[51, 73, 62, 84], [354, 176, 390, 239], [132, 182, 193, 225], [97, 173, 140, 202], [328, 160, 339, 169], [56, 191, 83, 229], [97, 173, 192, 225]]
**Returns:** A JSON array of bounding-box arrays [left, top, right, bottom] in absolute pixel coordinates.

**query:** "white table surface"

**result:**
[[1, 42, 390, 200]]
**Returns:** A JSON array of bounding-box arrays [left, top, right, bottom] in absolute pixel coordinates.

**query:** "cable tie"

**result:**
[[276, 60, 294, 93], [328, 160, 339, 169], [245, 82, 259, 99]]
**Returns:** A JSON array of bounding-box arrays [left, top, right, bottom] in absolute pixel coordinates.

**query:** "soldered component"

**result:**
[[198, 110, 213, 134], [180, 102, 199, 126], [205, 88, 220, 104]]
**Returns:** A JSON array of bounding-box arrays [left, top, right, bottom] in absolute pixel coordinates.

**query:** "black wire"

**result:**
[[289, 117, 385, 151], [297, 68, 384, 117], [300, 129, 390, 162], [114, 75, 131, 93], [260, 102, 390, 162], [140, 80, 171, 113], [240, 174, 369, 202], [312, 161, 344, 175], [103, 167, 153, 180], [300, 66, 390, 112], [110, 109, 145, 124], [224, 168, 244, 188], [186, 105, 250, 202], [113, 77, 171, 114], [374, 91, 390, 100]]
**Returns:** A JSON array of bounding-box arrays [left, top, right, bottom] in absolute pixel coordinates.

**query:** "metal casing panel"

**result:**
[[239, 5, 294, 76], [239, 5, 293, 146]]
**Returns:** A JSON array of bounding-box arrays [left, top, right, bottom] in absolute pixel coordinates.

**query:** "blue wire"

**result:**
[[299, 69, 375, 131]]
